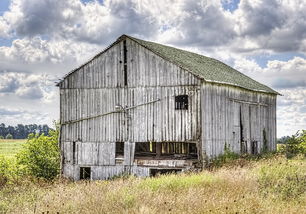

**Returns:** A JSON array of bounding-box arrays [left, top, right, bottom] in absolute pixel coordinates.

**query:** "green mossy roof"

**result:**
[[127, 35, 278, 95]]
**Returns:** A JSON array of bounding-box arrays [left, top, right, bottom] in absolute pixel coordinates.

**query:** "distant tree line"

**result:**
[[0, 123, 52, 139]]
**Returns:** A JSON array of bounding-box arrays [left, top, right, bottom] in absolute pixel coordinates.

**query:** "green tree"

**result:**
[[5, 133, 13, 139], [16, 127, 60, 180]]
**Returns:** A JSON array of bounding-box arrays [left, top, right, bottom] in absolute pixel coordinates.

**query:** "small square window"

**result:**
[[175, 95, 188, 110]]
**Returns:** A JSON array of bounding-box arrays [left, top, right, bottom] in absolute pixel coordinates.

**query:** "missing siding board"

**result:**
[[175, 95, 188, 110], [72, 141, 76, 164], [80, 167, 91, 180], [116, 142, 124, 157], [123, 40, 128, 86]]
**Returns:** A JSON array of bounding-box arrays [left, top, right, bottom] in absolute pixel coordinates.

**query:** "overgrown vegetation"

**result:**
[[1, 155, 305, 214], [257, 156, 306, 200], [1, 129, 306, 213]]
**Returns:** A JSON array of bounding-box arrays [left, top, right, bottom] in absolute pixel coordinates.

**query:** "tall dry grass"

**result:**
[[1, 155, 306, 214]]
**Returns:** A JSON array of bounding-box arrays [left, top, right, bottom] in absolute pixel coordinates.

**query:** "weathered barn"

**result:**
[[57, 35, 278, 180]]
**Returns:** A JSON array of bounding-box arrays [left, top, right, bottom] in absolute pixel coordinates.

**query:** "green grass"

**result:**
[[0, 139, 26, 158]]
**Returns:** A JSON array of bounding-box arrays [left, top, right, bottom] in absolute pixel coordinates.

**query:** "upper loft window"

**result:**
[[175, 95, 188, 110]]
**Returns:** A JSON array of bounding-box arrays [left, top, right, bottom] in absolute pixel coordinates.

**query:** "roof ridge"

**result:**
[[57, 34, 279, 95]]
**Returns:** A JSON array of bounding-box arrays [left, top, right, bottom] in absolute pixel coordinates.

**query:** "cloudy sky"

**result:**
[[0, 0, 305, 137]]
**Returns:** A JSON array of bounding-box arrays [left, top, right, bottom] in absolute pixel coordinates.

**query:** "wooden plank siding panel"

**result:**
[[201, 82, 277, 158]]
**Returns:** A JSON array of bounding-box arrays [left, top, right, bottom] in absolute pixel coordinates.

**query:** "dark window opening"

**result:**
[[241, 141, 247, 154], [189, 143, 198, 158], [135, 142, 197, 159], [72, 141, 76, 164], [135, 142, 156, 156], [175, 95, 188, 110], [150, 168, 182, 177], [80, 167, 91, 180], [251, 141, 258, 155], [116, 142, 125, 158], [123, 40, 128, 86]]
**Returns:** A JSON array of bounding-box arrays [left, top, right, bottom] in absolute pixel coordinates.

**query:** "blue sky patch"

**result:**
[[221, 0, 240, 12], [0, 37, 14, 47], [0, 0, 10, 15], [249, 52, 306, 68], [81, 0, 104, 4]]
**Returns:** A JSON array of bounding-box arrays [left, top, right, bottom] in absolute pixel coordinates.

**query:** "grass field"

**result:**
[[1, 154, 306, 214], [0, 139, 26, 158]]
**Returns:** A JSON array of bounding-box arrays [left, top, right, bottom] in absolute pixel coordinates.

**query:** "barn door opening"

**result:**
[[240, 104, 252, 154]]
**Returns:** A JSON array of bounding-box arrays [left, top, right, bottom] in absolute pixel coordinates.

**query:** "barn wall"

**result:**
[[201, 82, 277, 159], [63, 164, 150, 180], [59, 38, 201, 144], [59, 38, 202, 179], [60, 86, 201, 143]]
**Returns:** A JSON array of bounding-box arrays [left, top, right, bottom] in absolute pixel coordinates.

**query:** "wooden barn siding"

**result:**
[[201, 83, 277, 158], [60, 86, 200, 144], [63, 164, 150, 180], [59, 38, 202, 176]]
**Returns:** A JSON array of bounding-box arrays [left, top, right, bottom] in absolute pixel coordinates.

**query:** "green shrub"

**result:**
[[0, 135, 4, 139], [16, 128, 60, 180], [5, 134, 13, 139]]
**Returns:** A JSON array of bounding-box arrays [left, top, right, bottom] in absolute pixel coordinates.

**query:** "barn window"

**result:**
[[175, 95, 188, 110], [115, 142, 125, 157], [80, 167, 91, 180], [123, 40, 128, 86]]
